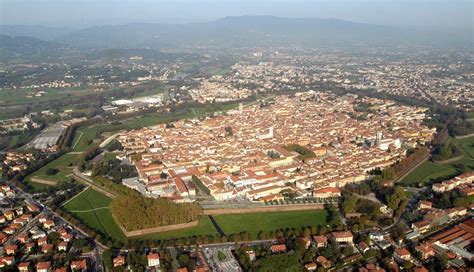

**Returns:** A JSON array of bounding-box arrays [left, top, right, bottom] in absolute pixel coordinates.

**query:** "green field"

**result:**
[[63, 188, 125, 241], [403, 189, 415, 199], [401, 136, 474, 187], [457, 136, 474, 159], [26, 153, 79, 186], [132, 216, 219, 241], [213, 209, 328, 239], [72, 128, 99, 152]]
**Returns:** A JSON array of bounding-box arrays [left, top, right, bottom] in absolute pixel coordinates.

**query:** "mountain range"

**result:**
[[0, 16, 472, 56]]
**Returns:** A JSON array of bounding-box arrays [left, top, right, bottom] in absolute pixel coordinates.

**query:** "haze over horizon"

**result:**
[[1, 0, 472, 32]]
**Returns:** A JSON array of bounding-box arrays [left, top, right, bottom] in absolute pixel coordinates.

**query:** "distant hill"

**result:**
[[55, 16, 404, 49], [0, 25, 75, 41], [0, 35, 66, 61], [1, 16, 472, 52]]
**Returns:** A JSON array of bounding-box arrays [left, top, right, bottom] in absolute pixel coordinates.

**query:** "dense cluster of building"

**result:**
[[109, 252, 161, 271], [0, 185, 91, 271], [432, 172, 474, 193], [116, 91, 435, 202], [0, 117, 39, 135], [1, 152, 35, 174], [184, 50, 473, 109]]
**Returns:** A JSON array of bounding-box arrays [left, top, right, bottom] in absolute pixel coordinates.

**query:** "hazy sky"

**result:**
[[1, 0, 472, 30]]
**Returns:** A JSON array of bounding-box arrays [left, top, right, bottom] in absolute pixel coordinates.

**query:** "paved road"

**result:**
[[99, 133, 120, 148], [383, 187, 429, 231], [9, 182, 106, 271]]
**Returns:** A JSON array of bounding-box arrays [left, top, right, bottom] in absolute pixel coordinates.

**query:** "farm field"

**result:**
[[63, 188, 125, 241], [213, 209, 328, 239], [132, 216, 219, 241]]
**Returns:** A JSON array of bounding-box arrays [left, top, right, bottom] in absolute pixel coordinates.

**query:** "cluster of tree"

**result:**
[[49, 180, 85, 208], [0, 123, 44, 150], [325, 203, 343, 227], [353, 101, 375, 113], [92, 158, 137, 183], [110, 195, 202, 231], [432, 141, 463, 161], [366, 147, 429, 188], [55, 207, 120, 248], [92, 176, 138, 196], [344, 181, 407, 217], [267, 150, 281, 159], [235, 223, 365, 272], [177, 252, 197, 271], [283, 144, 316, 160], [77, 146, 101, 171], [342, 194, 385, 230], [235, 237, 316, 271], [9, 151, 64, 191], [433, 189, 473, 209], [224, 126, 233, 137], [385, 186, 407, 212], [106, 140, 124, 152], [426, 106, 474, 136], [45, 168, 59, 176], [191, 175, 210, 196], [103, 248, 148, 272], [432, 128, 449, 146]]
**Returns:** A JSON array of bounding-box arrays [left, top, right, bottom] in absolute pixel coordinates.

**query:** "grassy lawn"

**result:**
[[26, 154, 78, 186], [72, 128, 99, 152], [456, 136, 474, 159], [63, 188, 125, 241], [213, 210, 328, 239], [400, 161, 455, 186], [132, 216, 219, 241], [401, 136, 474, 187], [403, 189, 415, 199]]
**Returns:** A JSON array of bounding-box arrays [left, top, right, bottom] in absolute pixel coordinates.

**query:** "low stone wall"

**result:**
[[203, 203, 325, 215]]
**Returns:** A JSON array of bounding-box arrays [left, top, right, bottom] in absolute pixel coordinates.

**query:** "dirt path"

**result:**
[[69, 207, 109, 213]]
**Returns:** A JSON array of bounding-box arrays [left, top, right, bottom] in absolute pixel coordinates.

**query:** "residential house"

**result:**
[[70, 259, 87, 271], [147, 253, 160, 267], [331, 231, 353, 244], [36, 262, 51, 272], [394, 247, 411, 262], [17, 261, 30, 272], [313, 235, 328, 248], [113, 255, 125, 267], [270, 244, 287, 253]]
